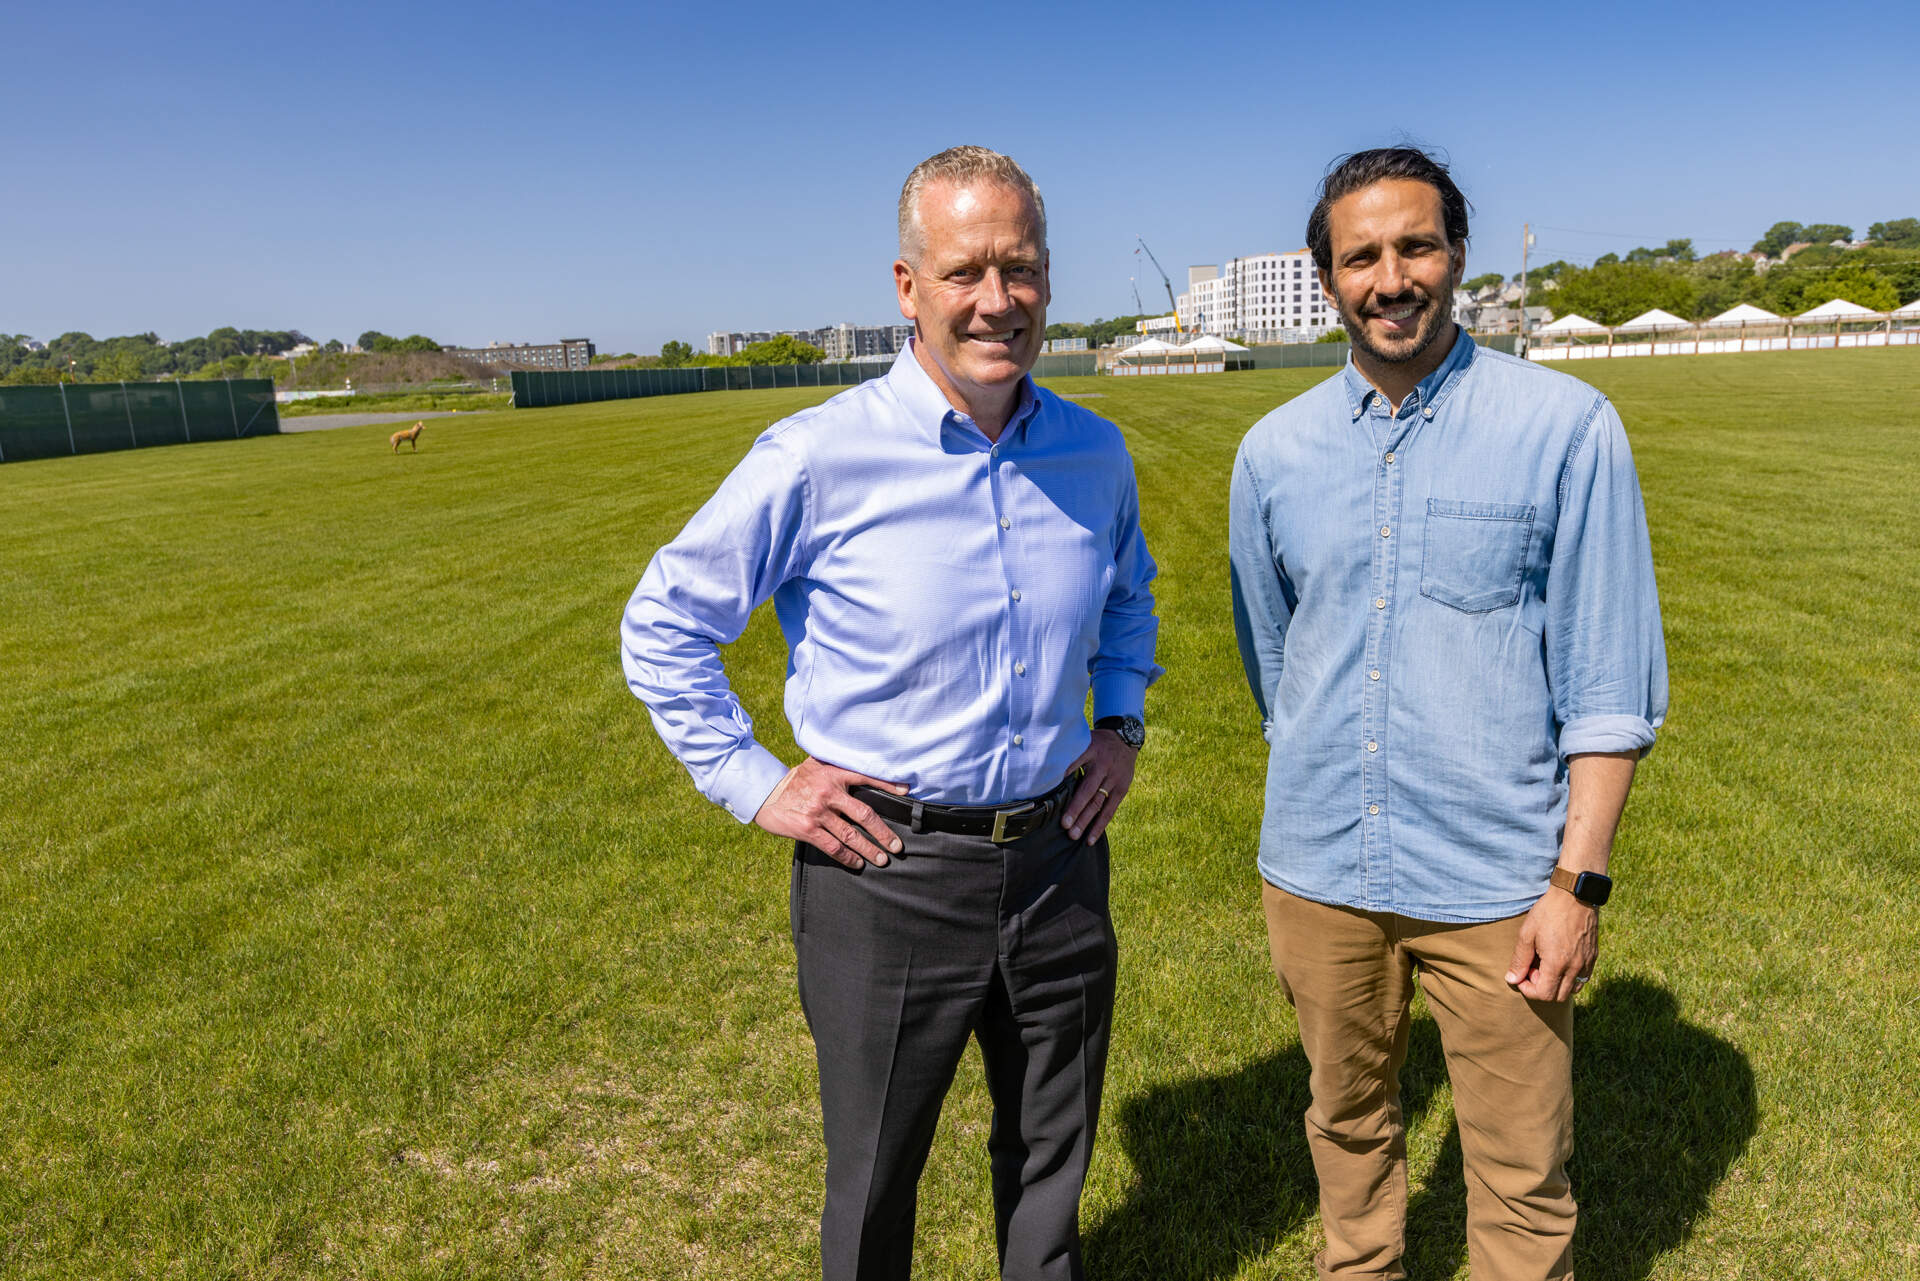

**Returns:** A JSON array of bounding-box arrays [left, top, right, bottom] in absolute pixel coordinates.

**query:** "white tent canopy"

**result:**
[[1538, 313, 1606, 334], [1795, 298, 1878, 320], [1183, 335, 1249, 352], [1617, 308, 1691, 331], [1894, 298, 1920, 318], [1117, 337, 1180, 358], [1705, 303, 1782, 327]]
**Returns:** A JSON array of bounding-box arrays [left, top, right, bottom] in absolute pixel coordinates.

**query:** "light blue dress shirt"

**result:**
[[1229, 331, 1667, 922], [622, 343, 1162, 823]]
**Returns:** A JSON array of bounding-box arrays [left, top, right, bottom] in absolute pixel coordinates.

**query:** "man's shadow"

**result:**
[[1086, 976, 1754, 1280]]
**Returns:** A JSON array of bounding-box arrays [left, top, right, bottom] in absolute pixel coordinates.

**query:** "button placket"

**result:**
[[1360, 413, 1404, 904], [990, 443, 1029, 763]]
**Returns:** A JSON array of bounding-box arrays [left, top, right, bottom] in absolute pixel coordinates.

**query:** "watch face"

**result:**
[[1575, 872, 1613, 906], [1116, 716, 1146, 749]]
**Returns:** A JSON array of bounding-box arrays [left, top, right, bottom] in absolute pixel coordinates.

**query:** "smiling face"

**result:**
[[894, 178, 1049, 430], [1318, 177, 1465, 384]]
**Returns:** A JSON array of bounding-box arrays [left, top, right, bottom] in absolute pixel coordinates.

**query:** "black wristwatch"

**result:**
[[1095, 715, 1146, 750], [1550, 865, 1612, 907]]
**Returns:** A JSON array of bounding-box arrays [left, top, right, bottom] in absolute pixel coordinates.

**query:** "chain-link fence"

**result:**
[[513, 353, 1100, 410], [0, 380, 279, 464]]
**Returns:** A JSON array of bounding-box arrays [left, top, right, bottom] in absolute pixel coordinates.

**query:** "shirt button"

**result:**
[[1010, 588, 1021, 602], [1423, 406, 1434, 418], [1015, 662, 1027, 676], [999, 516, 1010, 530], [1013, 734, 1024, 746], [1374, 597, 1386, 609], [1365, 740, 1379, 752], [1369, 803, 1380, 815], [1369, 669, 1381, 681], [1380, 525, 1391, 538], [1384, 451, 1395, 464]]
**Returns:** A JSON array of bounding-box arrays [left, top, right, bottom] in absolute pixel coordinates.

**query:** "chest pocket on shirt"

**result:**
[[1420, 499, 1536, 613]]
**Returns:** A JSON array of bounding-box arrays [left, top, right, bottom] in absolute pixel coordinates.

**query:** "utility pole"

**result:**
[[1518, 223, 1534, 356]]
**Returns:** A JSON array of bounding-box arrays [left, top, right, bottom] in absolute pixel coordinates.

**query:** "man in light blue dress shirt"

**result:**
[[622, 146, 1160, 1280], [1229, 148, 1667, 1279]]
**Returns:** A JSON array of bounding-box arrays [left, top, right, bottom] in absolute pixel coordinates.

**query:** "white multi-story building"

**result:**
[[819, 322, 914, 361], [707, 323, 914, 361], [1177, 250, 1339, 342]]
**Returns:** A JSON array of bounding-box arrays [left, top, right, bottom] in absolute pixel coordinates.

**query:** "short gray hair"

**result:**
[[897, 145, 1047, 264]]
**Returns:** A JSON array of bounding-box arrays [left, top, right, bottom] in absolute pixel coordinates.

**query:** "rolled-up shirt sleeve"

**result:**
[[1546, 400, 1669, 759], [1228, 444, 1291, 738], [1089, 456, 1164, 721], [620, 433, 808, 822]]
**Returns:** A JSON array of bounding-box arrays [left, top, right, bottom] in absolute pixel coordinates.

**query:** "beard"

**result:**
[[1335, 282, 1454, 368]]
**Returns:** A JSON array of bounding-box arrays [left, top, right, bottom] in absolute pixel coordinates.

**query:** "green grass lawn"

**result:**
[[4, 348, 1918, 1279]]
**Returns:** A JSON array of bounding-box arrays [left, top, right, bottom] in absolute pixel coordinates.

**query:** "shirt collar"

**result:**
[[886, 338, 1040, 446], [1342, 326, 1477, 420]]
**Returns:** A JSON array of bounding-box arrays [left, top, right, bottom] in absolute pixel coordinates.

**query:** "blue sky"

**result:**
[[5, 0, 1916, 354]]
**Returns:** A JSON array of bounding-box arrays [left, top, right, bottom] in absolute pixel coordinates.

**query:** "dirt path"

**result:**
[[278, 409, 504, 434]]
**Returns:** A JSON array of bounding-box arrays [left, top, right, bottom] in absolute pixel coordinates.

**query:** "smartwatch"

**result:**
[[1549, 865, 1612, 907]]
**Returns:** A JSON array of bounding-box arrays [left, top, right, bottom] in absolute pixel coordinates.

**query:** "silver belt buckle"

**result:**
[[990, 800, 1036, 844]]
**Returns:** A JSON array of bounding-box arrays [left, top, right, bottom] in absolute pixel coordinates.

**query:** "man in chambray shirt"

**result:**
[[622, 146, 1159, 1280], [1229, 147, 1667, 1279]]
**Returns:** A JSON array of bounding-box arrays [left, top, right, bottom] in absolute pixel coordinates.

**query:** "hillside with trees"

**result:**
[[1046, 314, 1160, 347], [1, 327, 505, 387], [1501, 217, 1920, 327], [1, 328, 313, 385]]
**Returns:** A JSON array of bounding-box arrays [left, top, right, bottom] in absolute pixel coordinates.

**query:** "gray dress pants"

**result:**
[[790, 811, 1117, 1281]]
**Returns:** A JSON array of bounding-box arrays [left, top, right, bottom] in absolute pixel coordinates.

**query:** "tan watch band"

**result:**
[[1550, 865, 1606, 903]]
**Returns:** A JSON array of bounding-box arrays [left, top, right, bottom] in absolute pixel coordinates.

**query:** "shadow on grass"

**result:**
[[1088, 975, 1753, 1280]]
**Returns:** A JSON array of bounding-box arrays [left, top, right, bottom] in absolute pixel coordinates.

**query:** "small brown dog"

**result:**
[[390, 421, 425, 452]]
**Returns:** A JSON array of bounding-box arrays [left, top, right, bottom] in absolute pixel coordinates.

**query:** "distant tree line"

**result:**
[[0, 326, 464, 386], [0, 328, 329, 385], [653, 335, 827, 367], [1750, 219, 1920, 254], [1457, 216, 1920, 328], [1526, 251, 1916, 327], [356, 331, 441, 354], [1046, 314, 1161, 347]]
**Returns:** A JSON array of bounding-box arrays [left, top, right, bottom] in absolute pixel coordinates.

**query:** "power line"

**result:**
[[1533, 223, 1750, 245]]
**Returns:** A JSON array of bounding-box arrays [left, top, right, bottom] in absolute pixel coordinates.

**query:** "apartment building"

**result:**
[[442, 338, 595, 370], [707, 323, 915, 361], [819, 322, 915, 361], [1178, 251, 1339, 341]]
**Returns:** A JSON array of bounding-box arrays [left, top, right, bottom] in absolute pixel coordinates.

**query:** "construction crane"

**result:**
[[1129, 276, 1144, 314], [1135, 237, 1181, 333]]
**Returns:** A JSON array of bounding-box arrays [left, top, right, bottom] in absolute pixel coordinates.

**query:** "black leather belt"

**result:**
[[851, 771, 1081, 844]]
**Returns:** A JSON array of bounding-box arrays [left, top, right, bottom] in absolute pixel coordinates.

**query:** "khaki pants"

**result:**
[[1263, 882, 1575, 1281]]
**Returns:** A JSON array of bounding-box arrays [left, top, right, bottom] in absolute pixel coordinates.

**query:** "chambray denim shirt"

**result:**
[[623, 342, 1162, 823], [1229, 332, 1667, 922]]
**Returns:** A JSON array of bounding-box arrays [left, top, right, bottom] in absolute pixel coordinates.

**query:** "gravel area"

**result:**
[[277, 409, 502, 434]]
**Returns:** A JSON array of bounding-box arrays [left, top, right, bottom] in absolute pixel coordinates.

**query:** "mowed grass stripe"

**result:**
[[3, 350, 1917, 1279]]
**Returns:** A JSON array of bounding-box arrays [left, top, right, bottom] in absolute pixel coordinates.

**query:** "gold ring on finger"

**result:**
[[1096, 786, 1111, 799]]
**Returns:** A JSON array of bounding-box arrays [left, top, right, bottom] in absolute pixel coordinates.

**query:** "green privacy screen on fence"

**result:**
[[0, 380, 279, 463], [1242, 333, 1521, 370], [508, 342, 1530, 410], [511, 362, 876, 407], [511, 353, 1102, 410]]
